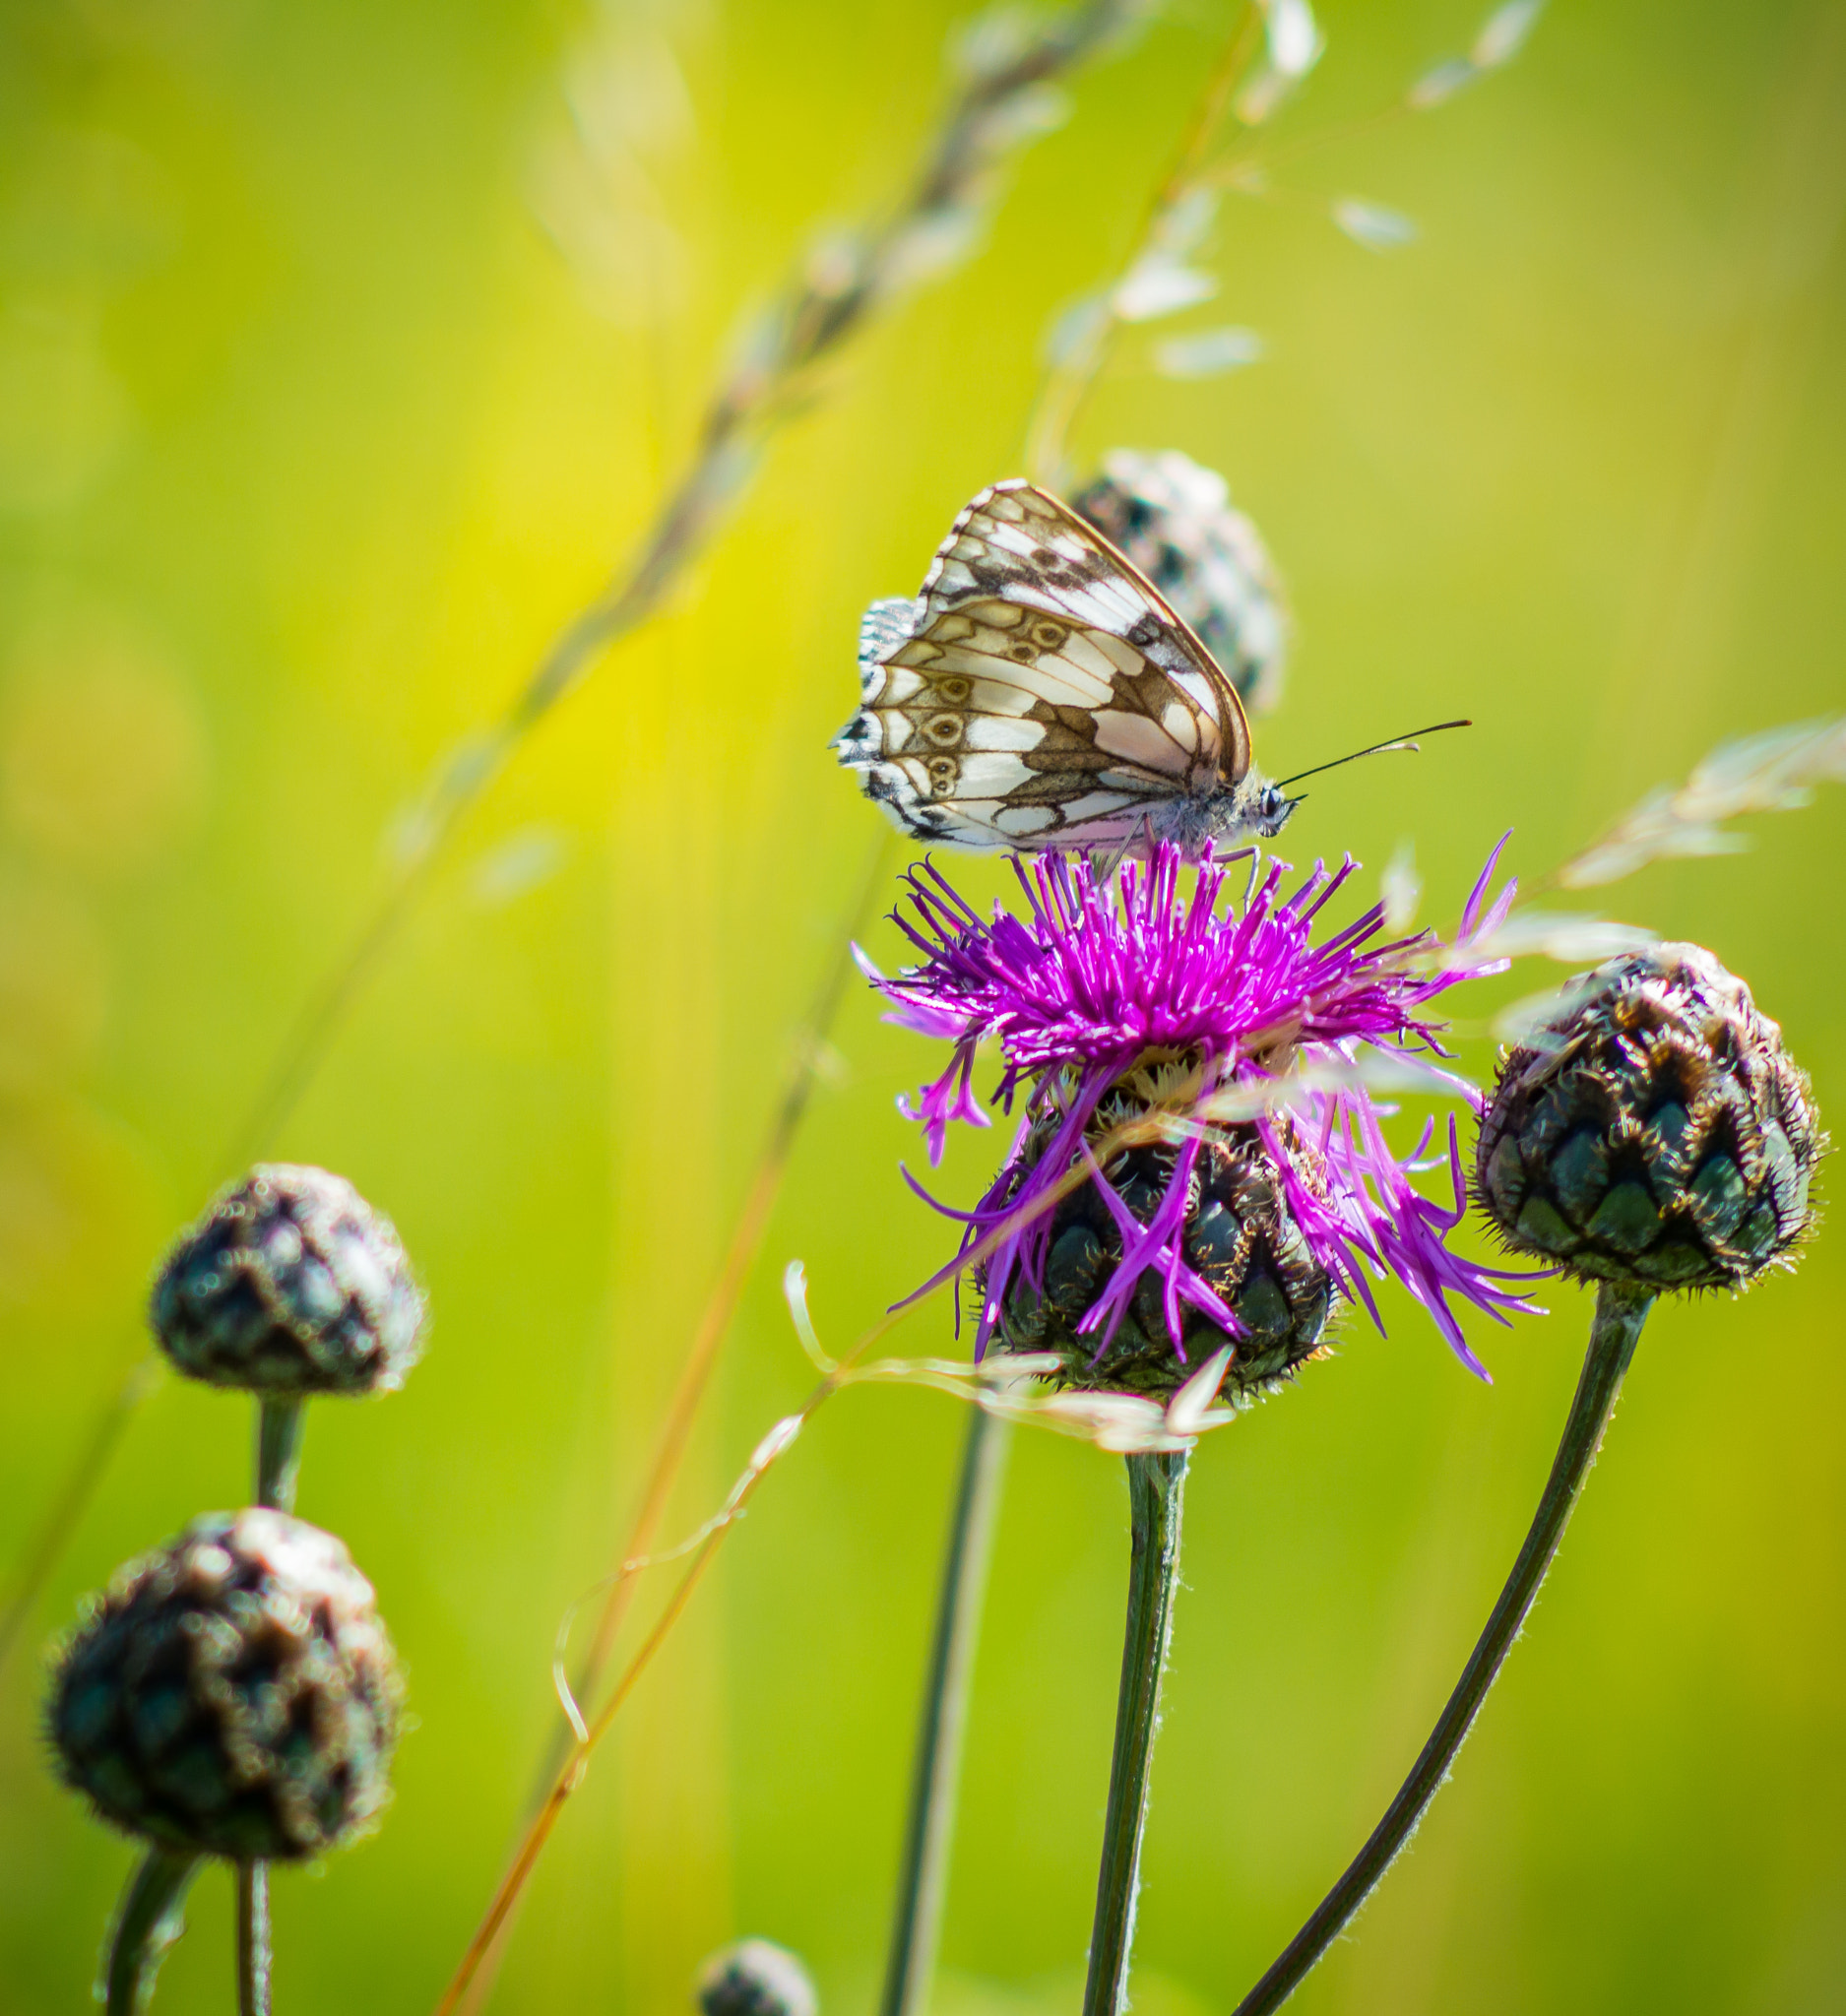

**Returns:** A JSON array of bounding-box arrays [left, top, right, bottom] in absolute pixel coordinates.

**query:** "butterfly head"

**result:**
[[1155, 771, 1298, 858], [1246, 776, 1299, 841]]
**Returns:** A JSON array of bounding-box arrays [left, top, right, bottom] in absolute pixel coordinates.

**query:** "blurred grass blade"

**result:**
[[0, 0, 1150, 1699], [1152, 324, 1264, 377], [1330, 198, 1418, 250], [1559, 714, 1846, 887], [233, 0, 1159, 1172], [1474, 0, 1547, 69]]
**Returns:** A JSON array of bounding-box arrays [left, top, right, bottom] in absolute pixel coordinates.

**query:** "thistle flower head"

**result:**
[[47, 1508, 402, 1861], [872, 840, 1540, 1395], [151, 1164, 425, 1397], [1478, 942, 1821, 1290]]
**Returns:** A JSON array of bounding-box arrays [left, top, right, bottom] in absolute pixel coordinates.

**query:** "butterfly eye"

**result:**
[[1029, 619, 1068, 650], [935, 676, 972, 703], [926, 756, 957, 791], [923, 715, 963, 746]]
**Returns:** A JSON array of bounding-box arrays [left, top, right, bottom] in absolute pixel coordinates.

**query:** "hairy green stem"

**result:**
[[236, 1863, 271, 2016], [881, 1407, 1013, 2016], [256, 1397, 306, 1515], [103, 1849, 200, 2016], [1084, 1449, 1189, 2016], [1233, 1279, 1653, 2015]]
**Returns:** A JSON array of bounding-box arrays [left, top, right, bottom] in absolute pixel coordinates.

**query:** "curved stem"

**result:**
[[1233, 1279, 1653, 2016], [102, 1848, 200, 2016], [256, 1398, 306, 1515], [1084, 1449, 1189, 2016], [881, 1406, 1013, 2016], [236, 1863, 271, 2016]]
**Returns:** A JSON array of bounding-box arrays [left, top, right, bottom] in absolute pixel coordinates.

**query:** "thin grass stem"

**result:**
[[569, 828, 897, 1720], [881, 1406, 1013, 2016], [102, 1848, 200, 2016], [1232, 1279, 1653, 2015], [450, 831, 898, 2016], [1083, 1449, 1188, 2016]]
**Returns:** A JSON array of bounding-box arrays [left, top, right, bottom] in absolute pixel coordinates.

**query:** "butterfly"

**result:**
[[830, 478, 1298, 859]]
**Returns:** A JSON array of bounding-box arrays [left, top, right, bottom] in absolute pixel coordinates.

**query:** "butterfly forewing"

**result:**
[[834, 478, 1261, 853]]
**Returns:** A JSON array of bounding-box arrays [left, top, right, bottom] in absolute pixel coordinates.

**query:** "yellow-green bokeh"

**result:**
[[2, 2, 1844, 2012]]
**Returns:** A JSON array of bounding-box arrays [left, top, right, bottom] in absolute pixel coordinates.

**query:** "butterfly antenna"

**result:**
[[1277, 720, 1472, 790]]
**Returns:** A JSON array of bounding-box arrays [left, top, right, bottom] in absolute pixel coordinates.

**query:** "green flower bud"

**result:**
[[47, 1509, 402, 1861], [695, 1940, 818, 2016], [151, 1165, 425, 1396], [1476, 944, 1820, 1290]]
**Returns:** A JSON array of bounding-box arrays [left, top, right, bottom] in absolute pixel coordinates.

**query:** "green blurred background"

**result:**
[[2, 0, 1844, 2010]]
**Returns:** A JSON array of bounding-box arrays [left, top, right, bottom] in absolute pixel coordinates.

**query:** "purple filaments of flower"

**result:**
[[870, 840, 1543, 1379]]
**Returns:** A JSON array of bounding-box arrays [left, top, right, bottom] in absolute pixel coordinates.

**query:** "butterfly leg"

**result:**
[[1094, 811, 1156, 887]]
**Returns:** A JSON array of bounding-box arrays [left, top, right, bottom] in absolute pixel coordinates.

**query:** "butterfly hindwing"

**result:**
[[835, 479, 1260, 852]]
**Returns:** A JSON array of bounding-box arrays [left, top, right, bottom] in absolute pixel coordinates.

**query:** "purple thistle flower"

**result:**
[[868, 840, 1542, 1396]]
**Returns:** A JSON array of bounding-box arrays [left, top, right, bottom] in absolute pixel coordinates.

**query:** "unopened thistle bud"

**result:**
[[1477, 944, 1820, 1289], [1073, 448, 1288, 713], [151, 1164, 425, 1396], [995, 1079, 1334, 1400], [695, 1939, 818, 2016], [48, 1508, 402, 1861]]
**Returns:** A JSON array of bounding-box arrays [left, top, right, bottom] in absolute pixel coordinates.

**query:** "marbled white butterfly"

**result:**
[[831, 478, 1297, 858]]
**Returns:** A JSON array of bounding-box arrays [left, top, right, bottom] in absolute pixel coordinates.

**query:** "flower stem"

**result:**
[[255, 1397, 306, 1514], [881, 1406, 1013, 2016], [102, 1848, 200, 2016], [1232, 1279, 1653, 2015], [1084, 1449, 1189, 2016], [236, 1863, 271, 2016], [245, 1394, 301, 2015]]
